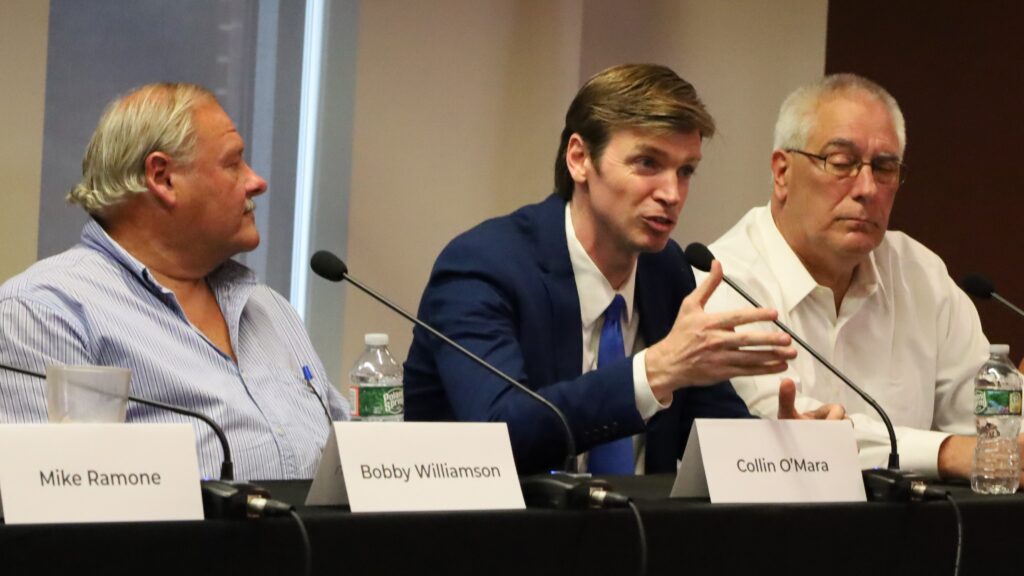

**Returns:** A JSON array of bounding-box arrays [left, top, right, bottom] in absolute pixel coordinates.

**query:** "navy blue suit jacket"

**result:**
[[404, 194, 750, 474]]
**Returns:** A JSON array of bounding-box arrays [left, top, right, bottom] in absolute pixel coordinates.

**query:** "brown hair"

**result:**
[[553, 64, 715, 199]]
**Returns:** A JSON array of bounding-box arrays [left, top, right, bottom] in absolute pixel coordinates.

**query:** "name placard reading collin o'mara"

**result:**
[[307, 422, 524, 513], [0, 424, 203, 524], [672, 419, 865, 503]]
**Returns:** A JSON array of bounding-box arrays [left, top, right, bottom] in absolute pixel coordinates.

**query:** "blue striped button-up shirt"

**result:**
[[0, 220, 349, 480]]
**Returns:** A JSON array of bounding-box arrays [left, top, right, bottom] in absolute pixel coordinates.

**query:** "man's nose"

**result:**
[[850, 163, 878, 200], [654, 173, 683, 206], [246, 162, 268, 196]]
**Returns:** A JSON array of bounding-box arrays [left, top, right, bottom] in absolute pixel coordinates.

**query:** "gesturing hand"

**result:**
[[646, 260, 797, 402], [777, 378, 846, 420]]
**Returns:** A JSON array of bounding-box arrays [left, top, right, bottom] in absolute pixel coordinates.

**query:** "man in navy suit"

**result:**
[[405, 64, 841, 474]]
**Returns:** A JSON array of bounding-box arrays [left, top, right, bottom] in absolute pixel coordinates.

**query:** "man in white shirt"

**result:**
[[703, 73, 1015, 482]]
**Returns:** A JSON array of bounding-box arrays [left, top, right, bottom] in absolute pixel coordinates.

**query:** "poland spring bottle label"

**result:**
[[975, 389, 1023, 416], [354, 384, 404, 418]]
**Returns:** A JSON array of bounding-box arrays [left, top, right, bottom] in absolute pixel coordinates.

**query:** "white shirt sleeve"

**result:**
[[634, 349, 671, 420]]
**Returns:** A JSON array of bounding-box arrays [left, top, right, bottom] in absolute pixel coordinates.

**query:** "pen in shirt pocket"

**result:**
[[302, 364, 333, 425]]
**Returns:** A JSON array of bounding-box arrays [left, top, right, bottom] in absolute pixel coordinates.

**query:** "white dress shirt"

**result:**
[[700, 205, 988, 475], [565, 205, 670, 472]]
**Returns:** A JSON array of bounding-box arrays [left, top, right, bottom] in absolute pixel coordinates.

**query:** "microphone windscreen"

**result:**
[[961, 273, 995, 299], [310, 250, 348, 282], [684, 242, 715, 272]]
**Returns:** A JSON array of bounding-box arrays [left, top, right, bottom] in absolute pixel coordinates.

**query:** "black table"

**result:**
[[1, 475, 1016, 576]]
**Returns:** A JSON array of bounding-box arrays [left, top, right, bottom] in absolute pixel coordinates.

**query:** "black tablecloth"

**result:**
[[1, 475, 1017, 576]]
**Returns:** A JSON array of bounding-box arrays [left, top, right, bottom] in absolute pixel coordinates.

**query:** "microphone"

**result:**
[[129, 395, 233, 481], [310, 250, 641, 510], [961, 273, 1024, 320], [684, 243, 934, 500], [310, 250, 578, 473]]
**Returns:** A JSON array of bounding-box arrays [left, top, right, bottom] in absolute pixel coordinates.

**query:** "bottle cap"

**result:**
[[365, 333, 389, 346], [990, 344, 1010, 355]]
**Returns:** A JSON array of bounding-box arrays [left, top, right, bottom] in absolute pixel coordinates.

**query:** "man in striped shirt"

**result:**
[[0, 83, 348, 480]]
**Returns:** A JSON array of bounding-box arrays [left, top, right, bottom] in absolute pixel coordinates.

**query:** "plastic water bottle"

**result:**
[[349, 333, 404, 422], [971, 344, 1022, 494]]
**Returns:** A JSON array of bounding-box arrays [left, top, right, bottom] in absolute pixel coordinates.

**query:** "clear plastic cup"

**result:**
[[45, 365, 132, 423]]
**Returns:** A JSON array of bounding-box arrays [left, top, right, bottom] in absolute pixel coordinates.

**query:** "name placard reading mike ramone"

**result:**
[[0, 424, 203, 524], [307, 422, 524, 512], [672, 419, 865, 503]]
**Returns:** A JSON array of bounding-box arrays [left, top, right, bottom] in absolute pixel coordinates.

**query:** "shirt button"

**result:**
[[276, 427, 285, 436]]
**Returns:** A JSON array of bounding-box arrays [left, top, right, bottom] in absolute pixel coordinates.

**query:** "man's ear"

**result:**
[[145, 152, 177, 209], [770, 149, 791, 206], [565, 133, 591, 186]]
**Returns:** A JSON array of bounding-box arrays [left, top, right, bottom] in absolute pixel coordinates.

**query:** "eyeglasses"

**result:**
[[786, 149, 907, 186]]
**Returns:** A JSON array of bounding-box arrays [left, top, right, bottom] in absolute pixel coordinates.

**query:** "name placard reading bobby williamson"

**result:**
[[307, 422, 524, 512], [359, 462, 503, 482]]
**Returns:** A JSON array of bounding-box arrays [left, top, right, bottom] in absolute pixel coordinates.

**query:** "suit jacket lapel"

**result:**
[[635, 253, 673, 346], [534, 195, 583, 383]]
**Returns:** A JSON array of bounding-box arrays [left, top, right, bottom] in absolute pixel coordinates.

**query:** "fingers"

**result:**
[[778, 379, 847, 421], [704, 307, 780, 331], [688, 259, 724, 308], [805, 403, 847, 421], [658, 262, 798, 390], [711, 348, 795, 369], [777, 378, 798, 419], [684, 261, 780, 331], [683, 328, 795, 360], [718, 329, 793, 350], [827, 404, 847, 420]]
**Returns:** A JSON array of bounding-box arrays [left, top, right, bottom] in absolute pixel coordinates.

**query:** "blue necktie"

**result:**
[[588, 294, 634, 475]]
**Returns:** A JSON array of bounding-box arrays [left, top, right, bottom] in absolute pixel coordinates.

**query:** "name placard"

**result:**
[[671, 419, 865, 503], [307, 422, 525, 512], [0, 424, 203, 524]]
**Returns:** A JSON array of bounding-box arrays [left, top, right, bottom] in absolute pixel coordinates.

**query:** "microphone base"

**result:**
[[862, 468, 930, 502], [202, 480, 277, 519], [520, 471, 630, 509]]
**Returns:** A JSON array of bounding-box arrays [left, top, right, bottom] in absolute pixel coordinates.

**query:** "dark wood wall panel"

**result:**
[[826, 0, 1024, 362]]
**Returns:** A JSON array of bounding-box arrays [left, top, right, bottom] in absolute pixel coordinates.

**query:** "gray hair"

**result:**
[[67, 83, 217, 214], [773, 73, 906, 155]]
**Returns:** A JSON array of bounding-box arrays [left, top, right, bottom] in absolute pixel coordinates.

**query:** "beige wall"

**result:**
[[0, 0, 827, 389], [338, 0, 827, 385], [0, 0, 49, 282], [339, 0, 586, 379], [656, 1, 828, 248]]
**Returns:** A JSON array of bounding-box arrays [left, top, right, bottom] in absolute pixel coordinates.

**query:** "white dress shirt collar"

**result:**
[[753, 204, 884, 314], [565, 205, 637, 327]]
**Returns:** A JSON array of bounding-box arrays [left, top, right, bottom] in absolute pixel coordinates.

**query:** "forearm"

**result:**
[[851, 417, 952, 476], [936, 434, 975, 481]]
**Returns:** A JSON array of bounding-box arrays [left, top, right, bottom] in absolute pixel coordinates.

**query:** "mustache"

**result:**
[[244, 199, 256, 213]]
